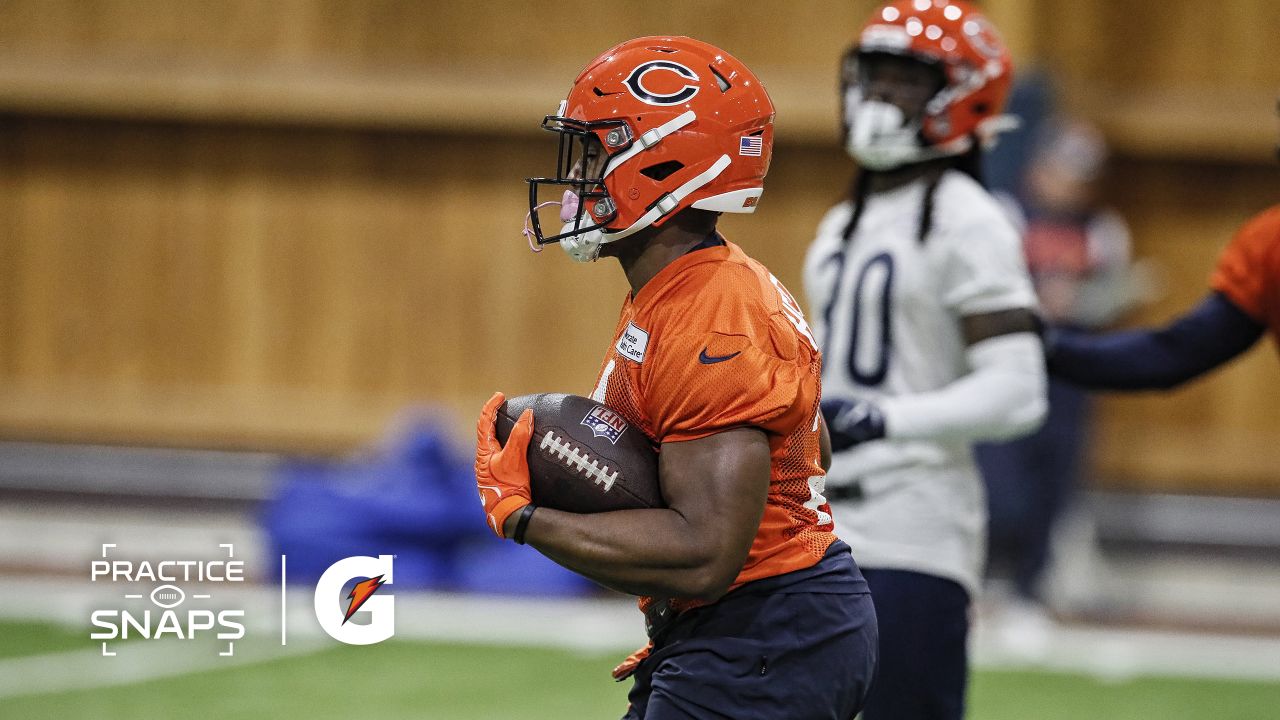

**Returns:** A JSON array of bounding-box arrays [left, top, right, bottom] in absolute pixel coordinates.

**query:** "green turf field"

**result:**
[[3, 621, 1279, 719]]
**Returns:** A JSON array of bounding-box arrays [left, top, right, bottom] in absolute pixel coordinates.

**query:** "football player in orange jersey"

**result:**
[[475, 36, 877, 720], [1048, 103, 1280, 387]]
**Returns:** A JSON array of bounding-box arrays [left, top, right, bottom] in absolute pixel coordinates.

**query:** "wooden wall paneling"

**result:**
[[0, 0, 874, 69], [1039, 0, 1280, 91], [978, 0, 1042, 66], [2, 122, 1280, 479], [0, 0, 1276, 495], [1087, 158, 1280, 492], [0, 117, 18, 380], [8, 1, 1274, 161], [1039, 0, 1280, 162], [0, 1, 880, 140], [0, 114, 849, 451]]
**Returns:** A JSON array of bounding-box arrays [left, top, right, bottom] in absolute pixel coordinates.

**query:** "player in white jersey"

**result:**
[[804, 3, 1047, 719]]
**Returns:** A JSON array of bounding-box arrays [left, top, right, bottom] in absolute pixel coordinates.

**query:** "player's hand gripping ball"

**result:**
[[474, 392, 535, 538], [493, 393, 661, 514]]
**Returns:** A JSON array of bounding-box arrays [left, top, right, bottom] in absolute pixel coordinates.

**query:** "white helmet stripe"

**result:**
[[603, 110, 697, 178], [605, 153, 732, 242]]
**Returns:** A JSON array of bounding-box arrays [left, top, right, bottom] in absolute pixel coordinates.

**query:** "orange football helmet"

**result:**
[[526, 36, 775, 262], [843, 0, 1014, 170]]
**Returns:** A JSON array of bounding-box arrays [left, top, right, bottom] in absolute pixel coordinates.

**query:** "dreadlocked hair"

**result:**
[[840, 168, 871, 244], [954, 139, 985, 186], [841, 137, 986, 246], [917, 139, 985, 243]]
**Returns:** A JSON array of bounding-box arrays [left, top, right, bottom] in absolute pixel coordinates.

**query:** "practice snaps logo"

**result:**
[[310, 554, 395, 645], [91, 545, 394, 656], [90, 543, 246, 657]]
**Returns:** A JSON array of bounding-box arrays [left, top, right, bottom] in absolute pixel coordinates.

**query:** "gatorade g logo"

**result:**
[[624, 61, 700, 106], [313, 555, 394, 645]]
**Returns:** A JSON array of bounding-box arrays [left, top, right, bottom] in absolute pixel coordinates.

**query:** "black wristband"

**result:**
[[512, 504, 537, 545]]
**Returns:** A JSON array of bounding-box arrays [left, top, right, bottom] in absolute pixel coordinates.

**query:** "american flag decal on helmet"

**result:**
[[739, 136, 764, 156]]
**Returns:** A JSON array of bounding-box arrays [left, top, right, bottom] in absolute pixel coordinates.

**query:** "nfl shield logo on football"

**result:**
[[581, 406, 629, 445]]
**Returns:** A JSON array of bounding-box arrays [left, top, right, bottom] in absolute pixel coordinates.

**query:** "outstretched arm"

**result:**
[[511, 427, 770, 601], [884, 308, 1047, 442], [1048, 291, 1265, 391]]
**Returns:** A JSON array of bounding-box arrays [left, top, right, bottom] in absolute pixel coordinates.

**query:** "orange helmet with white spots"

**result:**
[[843, 0, 1014, 169]]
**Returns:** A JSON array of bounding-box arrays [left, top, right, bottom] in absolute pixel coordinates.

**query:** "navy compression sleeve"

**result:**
[[1047, 291, 1266, 391]]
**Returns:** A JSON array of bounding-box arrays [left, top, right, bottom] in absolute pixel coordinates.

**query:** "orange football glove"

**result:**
[[475, 392, 535, 539], [612, 641, 654, 681]]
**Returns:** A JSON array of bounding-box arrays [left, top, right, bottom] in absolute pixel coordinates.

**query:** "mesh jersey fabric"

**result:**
[[589, 240, 837, 613]]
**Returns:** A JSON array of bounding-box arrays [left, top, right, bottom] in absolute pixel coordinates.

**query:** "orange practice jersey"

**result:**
[[1210, 205, 1280, 348], [589, 240, 838, 601]]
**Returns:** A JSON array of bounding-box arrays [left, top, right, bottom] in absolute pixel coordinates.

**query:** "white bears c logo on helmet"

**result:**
[[624, 61, 701, 106]]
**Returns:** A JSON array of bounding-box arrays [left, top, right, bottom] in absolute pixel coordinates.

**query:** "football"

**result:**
[[494, 393, 662, 513]]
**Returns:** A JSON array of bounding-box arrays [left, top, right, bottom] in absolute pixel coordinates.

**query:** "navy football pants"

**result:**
[[977, 377, 1089, 600], [621, 588, 877, 719], [859, 568, 970, 720]]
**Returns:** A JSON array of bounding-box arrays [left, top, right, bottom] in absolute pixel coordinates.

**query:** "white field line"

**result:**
[[0, 577, 645, 700], [353, 591, 647, 652], [0, 577, 648, 651], [0, 639, 324, 700], [0, 506, 265, 577], [2, 577, 1279, 692], [971, 622, 1280, 684]]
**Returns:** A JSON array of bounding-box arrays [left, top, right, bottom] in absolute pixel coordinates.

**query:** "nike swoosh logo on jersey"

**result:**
[[698, 349, 742, 365]]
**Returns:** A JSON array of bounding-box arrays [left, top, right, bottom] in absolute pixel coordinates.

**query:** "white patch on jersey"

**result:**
[[802, 474, 832, 526], [590, 359, 615, 403], [769, 274, 818, 352], [616, 322, 649, 364]]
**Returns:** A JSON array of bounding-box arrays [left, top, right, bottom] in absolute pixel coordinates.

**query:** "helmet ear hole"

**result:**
[[640, 160, 685, 181]]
